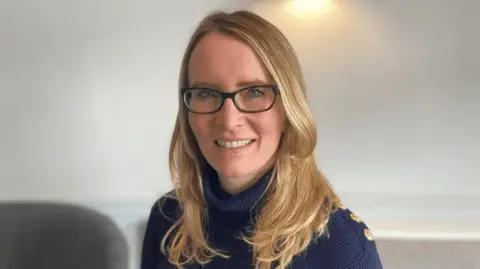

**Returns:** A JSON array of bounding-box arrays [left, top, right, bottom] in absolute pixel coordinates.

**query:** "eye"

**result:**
[[247, 88, 265, 97], [193, 89, 216, 99], [199, 90, 212, 97]]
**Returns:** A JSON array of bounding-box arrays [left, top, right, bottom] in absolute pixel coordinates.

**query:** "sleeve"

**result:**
[[140, 202, 164, 269], [353, 249, 383, 269]]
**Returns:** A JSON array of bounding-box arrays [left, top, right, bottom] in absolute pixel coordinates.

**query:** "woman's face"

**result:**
[[187, 32, 286, 184]]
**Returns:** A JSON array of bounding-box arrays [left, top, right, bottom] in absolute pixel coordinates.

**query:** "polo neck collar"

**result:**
[[202, 164, 273, 213]]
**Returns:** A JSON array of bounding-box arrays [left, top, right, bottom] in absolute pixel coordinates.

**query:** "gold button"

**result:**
[[350, 213, 362, 223], [364, 229, 374, 241]]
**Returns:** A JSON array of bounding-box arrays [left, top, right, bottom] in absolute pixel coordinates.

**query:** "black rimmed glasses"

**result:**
[[181, 85, 279, 114]]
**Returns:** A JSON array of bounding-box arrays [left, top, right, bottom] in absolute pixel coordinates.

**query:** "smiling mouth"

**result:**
[[214, 139, 255, 148]]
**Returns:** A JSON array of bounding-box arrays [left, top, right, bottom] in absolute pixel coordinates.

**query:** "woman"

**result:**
[[141, 10, 383, 269]]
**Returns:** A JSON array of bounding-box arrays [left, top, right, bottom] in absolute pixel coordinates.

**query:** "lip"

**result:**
[[214, 137, 257, 141], [214, 139, 256, 151]]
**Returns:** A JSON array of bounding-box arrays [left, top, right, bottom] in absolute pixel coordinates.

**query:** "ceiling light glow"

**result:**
[[286, 0, 334, 18]]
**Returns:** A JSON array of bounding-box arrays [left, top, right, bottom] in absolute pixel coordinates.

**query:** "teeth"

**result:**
[[216, 139, 253, 148]]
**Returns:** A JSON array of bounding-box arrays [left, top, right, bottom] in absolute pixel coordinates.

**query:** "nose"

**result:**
[[215, 98, 243, 130]]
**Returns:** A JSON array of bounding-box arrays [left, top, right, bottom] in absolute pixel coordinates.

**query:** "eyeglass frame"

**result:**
[[180, 84, 280, 114]]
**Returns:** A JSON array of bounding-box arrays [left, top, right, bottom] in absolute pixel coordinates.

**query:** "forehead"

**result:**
[[187, 32, 272, 89]]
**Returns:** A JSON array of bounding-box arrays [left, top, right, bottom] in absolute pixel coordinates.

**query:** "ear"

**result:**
[[282, 118, 289, 133], [279, 121, 288, 142]]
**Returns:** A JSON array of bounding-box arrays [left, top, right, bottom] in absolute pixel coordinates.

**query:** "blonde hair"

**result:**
[[162, 10, 341, 269]]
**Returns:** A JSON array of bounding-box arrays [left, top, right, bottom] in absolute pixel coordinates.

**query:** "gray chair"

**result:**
[[376, 238, 480, 269], [0, 202, 129, 269]]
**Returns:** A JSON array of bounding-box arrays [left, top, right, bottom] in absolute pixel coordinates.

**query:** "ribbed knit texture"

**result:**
[[140, 167, 383, 269], [202, 165, 272, 212]]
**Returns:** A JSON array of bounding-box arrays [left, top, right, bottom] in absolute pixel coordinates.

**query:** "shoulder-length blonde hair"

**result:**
[[162, 10, 341, 269]]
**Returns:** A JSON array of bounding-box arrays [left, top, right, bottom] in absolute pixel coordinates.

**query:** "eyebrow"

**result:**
[[236, 79, 271, 88], [190, 79, 271, 89]]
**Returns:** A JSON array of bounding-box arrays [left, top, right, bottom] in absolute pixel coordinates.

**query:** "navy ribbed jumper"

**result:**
[[140, 169, 383, 269]]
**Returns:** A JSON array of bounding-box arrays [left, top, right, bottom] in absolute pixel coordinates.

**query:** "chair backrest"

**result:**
[[0, 202, 129, 269], [377, 238, 480, 269]]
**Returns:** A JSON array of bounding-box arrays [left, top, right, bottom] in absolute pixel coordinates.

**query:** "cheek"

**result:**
[[188, 114, 211, 142], [253, 111, 285, 139]]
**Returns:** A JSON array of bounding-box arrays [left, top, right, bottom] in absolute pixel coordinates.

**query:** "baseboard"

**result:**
[[339, 193, 480, 240], [82, 193, 480, 241]]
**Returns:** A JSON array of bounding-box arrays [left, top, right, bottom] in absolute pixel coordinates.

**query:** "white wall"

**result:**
[[0, 0, 248, 202], [1, 0, 479, 245], [252, 0, 480, 197]]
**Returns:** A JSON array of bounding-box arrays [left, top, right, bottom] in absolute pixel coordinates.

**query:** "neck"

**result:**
[[219, 172, 262, 195], [203, 164, 274, 213], [218, 158, 276, 195]]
